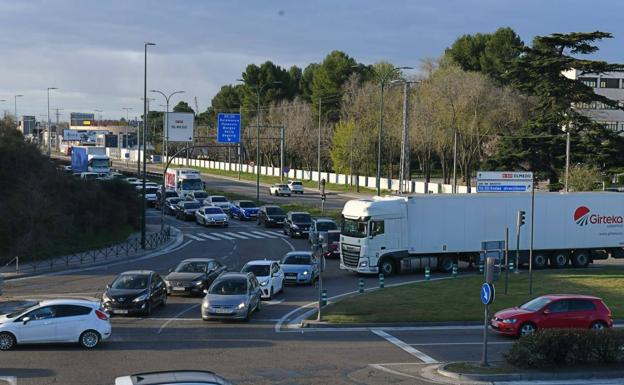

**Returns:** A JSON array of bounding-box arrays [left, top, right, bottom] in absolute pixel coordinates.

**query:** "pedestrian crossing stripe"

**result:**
[[184, 231, 293, 242], [197, 233, 221, 241], [225, 232, 250, 240], [238, 231, 265, 239], [210, 233, 236, 240], [185, 234, 205, 241], [251, 231, 277, 238]]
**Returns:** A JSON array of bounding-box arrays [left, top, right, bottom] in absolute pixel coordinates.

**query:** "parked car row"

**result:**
[[268, 180, 304, 196]]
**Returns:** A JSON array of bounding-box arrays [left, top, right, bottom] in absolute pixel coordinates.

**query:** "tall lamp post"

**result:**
[[375, 66, 412, 196], [150, 89, 185, 173], [14, 94, 23, 129], [141, 41, 156, 250], [47, 87, 58, 156], [391, 79, 418, 193], [563, 125, 571, 192], [237, 78, 282, 203]]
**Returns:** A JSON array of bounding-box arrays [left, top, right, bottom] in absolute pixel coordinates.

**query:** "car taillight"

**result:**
[[95, 309, 109, 320]]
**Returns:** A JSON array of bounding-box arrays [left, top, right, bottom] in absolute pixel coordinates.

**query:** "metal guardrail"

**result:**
[[0, 226, 171, 275]]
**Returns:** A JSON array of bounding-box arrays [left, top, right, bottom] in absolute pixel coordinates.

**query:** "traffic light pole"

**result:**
[[515, 210, 525, 275]]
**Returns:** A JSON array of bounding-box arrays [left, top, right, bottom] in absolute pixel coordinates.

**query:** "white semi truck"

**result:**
[[340, 193, 624, 275], [165, 168, 204, 197]]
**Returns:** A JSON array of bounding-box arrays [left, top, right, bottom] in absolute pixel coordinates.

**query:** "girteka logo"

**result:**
[[574, 206, 623, 226]]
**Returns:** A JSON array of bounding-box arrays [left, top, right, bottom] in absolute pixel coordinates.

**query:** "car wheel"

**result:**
[[283, 227, 287, 235], [518, 322, 536, 337], [571, 250, 590, 268], [256, 300, 261, 312], [244, 308, 251, 322], [79, 330, 100, 349], [591, 321, 607, 330], [550, 251, 569, 268], [144, 302, 152, 316], [269, 287, 274, 300], [0, 332, 16, 351], [161, 293, 167, 306], [224, 223, 229, 227], [288, 228, 294, 238]]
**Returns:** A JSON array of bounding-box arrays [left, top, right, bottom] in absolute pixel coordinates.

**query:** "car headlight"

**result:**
[[133, 293, 149, 303], [302, 270, 309, 276], [237, 302, 246, 309], [260, 280, 269, 286], [292, 224, 299, 230], [502, 318, 517, 324], [202, 301, 209, 309], [102, 293, 110, 302], [192, 279, 203, 286]]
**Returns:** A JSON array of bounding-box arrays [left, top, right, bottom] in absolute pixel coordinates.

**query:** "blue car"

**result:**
[[280, 251, 319, 285], [230, 200, 259, 221]]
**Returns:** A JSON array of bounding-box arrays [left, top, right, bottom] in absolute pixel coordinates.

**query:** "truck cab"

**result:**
[[165, 169, 204, 197]]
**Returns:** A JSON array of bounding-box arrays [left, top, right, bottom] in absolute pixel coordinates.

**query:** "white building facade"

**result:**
[[562, 69, 624, 132]]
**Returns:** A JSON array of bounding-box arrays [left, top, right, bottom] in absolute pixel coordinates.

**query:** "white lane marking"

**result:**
[[210, 233, 236, 240], [157, 304, 200, 334], [118, 317, 283, 322], [238, 231, 264, 239], [500, 381, 624, 385], [251, 231, 277, 238], [371, 329, 438, 364], [264, 299, 285, 305], [167, 240, 193, 254], [409, 341, 513, 346], [185, 234, 205, 241], [368, 364, 419, 379], [225, 232, 250, 240], [197, 233, 221, 241], [270, 231, 290, 238], [280, 238, 296, 252]]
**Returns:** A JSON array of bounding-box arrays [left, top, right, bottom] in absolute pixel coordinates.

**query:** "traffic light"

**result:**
[[517, 210, 526, 228]]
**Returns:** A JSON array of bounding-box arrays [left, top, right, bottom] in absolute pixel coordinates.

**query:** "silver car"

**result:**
[[309, 218, 338, 249], [201, 272, 262, 321]]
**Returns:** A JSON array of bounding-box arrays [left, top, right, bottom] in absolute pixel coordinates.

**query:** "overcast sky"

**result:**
[[1, 0, 622, 120]]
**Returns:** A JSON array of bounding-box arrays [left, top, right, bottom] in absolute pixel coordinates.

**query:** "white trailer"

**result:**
[[340, 193, 624, 275], [165, 168, 204, 197]]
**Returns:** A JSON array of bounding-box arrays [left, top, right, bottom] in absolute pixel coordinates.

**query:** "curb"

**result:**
[[301, 320, 483, 328], [437, 362, 624, 382], [1, 227, 183, 281]]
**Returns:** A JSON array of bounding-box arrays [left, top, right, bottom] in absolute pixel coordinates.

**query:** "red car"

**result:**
[[491, 294, 613, 337]]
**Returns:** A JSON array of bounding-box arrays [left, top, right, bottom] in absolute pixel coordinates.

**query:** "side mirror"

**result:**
[[543, 309, 551, 315], [106, 284, 110, 289], [22, 317, 31, 325]]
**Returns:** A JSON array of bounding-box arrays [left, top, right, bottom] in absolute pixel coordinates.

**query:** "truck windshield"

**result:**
[[341, 218, 368, 238], [90, 158, 109, 168], [181, 179, 203, 191]]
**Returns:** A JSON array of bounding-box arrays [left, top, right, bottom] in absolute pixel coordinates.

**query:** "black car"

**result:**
[[164, 197, 183, 215], [283, 211, 312, 238], [164, 258, 227, 296], [101, 270, 167, 316], [174, 200, 201, 221], [257, 205, 286, 227], [155, 189, 179, 209]]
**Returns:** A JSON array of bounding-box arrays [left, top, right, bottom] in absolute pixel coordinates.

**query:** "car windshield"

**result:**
[[2, 300, 39, 318], [342, 218, 368, 238], [242, 264, 270, 277], [193, 192, 208, 199], [211, 196, 227, 202], [183, 202, 201, 209], [165, 191, 179, 198], [111, 274, 149, 290], [209, 278, 247, 295], [520, 297, 552, 311], [168, 198, 182, 205], [266, 207, 285, 215], [181, 179, 203, 190], [283, 254, 311, 265], [239, 201, 255, 208], [205, 207, 224, 214], [174, 261, 210, 273], [291, 181, 302, 186], [316, 222, 337, 231], [292, 214, 311, 223], [145, 187, 158, 194], [90, 158, 109, 168]]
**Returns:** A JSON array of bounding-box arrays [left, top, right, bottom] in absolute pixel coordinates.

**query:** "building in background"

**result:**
[[563, 70, 624, 132], [17, 116, 37, 138]]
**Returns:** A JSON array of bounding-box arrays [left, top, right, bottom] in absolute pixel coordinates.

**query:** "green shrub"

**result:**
[[505, 329, 624, 368]]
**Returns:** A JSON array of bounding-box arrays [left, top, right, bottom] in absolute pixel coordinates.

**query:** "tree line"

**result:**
[[155, 29, 624, 189]]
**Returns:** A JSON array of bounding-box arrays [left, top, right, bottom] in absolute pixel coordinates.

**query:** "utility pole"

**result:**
[[317, 97, 322, 190], [141, 41, 156, 250], [280, 126, 285, 183], [398, 81, 416, 193], [452, 129, 458, 193], [47, 87, 58, 156]]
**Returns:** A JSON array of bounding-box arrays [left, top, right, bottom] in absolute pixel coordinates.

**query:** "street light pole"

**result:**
[[318, 97, 322, 190], [141, 41, 156, 250], [47, 87, 58, 156], [14, 94, 23, 130]]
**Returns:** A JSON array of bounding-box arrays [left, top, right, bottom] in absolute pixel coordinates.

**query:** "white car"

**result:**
[[203, 195, 232, 214], [0, 299, 111, 350], [240, 260, 284, 299], [269, 184, 291, 197], [288, 180, 304, 194], [195, 206, 229, 227], [124, 177, 139, 184]]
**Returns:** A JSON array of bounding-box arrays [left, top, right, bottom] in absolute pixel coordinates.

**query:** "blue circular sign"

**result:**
[[481, 283, 495, 305]]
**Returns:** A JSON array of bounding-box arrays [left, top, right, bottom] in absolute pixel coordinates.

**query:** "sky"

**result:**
[[1, 0, 623, 121]]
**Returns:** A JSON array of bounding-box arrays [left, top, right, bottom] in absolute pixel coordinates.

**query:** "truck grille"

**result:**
[[341, 244, 361, 268]]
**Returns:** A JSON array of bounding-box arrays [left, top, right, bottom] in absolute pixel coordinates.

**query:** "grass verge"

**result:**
[[444, 361, 520, 375], [321, 268, 624, 323]]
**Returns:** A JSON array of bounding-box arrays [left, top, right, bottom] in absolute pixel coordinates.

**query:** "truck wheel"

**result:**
[[438, 256, 455, 273], [549, 251, 569, 269], [379, 258, 396, 276], [571, 250, 590, 268], [532, 253, 548, 269]]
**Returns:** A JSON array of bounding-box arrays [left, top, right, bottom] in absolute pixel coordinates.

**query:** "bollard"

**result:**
[[358, 278, 365, 293], [424, 266, 430, 281], [479, 262, 484, 274], [508, 261, 514, 272], [379, 273, 385, 288], [452, 264, 458, 278], [321, 289, 327, 306]]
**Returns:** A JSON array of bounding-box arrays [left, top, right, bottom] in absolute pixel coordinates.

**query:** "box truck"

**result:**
[[71, 146, 110, 174], [165, 168, 204, 197], [340, 193, 624, 276]]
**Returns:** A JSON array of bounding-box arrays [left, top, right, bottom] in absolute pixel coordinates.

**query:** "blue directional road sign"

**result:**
[[217, 113, 241, 143], [481, 283, 495, 305]]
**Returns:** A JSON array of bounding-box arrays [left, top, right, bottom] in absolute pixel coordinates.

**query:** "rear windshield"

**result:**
[[209, 278, 247, 295], [292, 214, 311, 223], [316, 222, 337, 231], [183, 202, 201, 209], [242, 264, 270, 277], [211, 196, 227, 202], [165, 191, 179, 198], [266, 207, 285, 215], [193, 192, 208, 199], [291, 181, 302, 186], [277, 185, 288, 188], [283, 254, 312, 265], [205, 207, 224, 214], [167, 198, 182, 204], [239, 201, 255, 208], [145, 187, 158, 194]]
